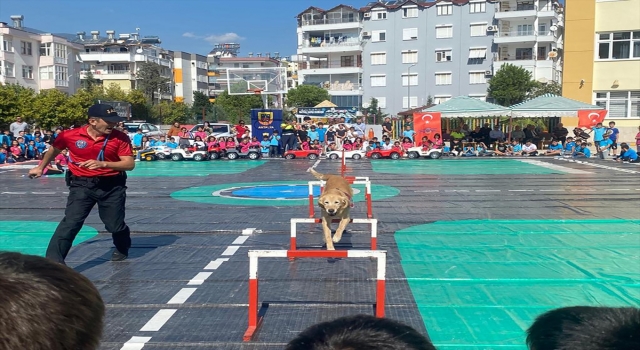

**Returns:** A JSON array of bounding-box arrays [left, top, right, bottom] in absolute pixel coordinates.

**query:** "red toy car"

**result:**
[[208, 145, 224, 159], [283, 149, 321, 160], [366, 149, 402, 159]]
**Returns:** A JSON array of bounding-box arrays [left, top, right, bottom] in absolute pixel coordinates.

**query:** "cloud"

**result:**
[[204, 33, 245, 44], [182, 32, 196, 38]]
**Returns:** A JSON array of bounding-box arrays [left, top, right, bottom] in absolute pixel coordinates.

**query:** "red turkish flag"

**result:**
[[413, 112, 442, 143], [577, 110, 607, 128]]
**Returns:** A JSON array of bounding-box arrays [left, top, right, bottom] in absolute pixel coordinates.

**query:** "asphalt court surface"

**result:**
[[1, 157, 639, 350]]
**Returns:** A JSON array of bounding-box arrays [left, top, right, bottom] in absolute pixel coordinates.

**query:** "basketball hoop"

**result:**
[[248, 88, 263, 95]]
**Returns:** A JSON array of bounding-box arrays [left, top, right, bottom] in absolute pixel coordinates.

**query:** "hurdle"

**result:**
[[307, 176, 373, 218], [243, 249, 386, 342], [290, 217, 379, 251]]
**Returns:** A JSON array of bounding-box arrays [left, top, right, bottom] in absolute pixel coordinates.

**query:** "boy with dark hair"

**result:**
[[0, 251, 105, 350], [614, 143, 639, 163], [607, 121, 619, 156], [526, 306, 640, 350], [286, 314, 435, 350]]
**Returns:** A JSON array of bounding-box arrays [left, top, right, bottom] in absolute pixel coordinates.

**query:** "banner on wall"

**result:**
[[413, 112, 442, 142], [251, 109, 283, 139], [577, 110, 608, 128], [296, 107, 359, 122]]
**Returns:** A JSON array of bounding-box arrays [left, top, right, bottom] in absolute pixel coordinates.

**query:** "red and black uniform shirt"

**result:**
[[52, 126, 133, 177]]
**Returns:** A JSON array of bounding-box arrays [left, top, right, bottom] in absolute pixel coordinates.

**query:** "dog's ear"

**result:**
[[318, 196, 325, 208], [341, 199, 348, 207]]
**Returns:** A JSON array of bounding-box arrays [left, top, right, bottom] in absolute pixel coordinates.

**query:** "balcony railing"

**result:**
[[55, 79, 69, 87], [496, 30, 536, 38], [301, 17, 360, 26], [300, 37, 361, 49], [304, 81, 361, 92], [297, 61, 362, 70], [498, 3, 537, 12]]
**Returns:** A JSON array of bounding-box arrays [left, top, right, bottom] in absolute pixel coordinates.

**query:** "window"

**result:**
[[401, 73, 418, 86], [516, 48, 533, 60], [54, 43, 67, 59], [469, 71, 486, 84], [21, 65, 33, 79], [372, 10, 387, 20], [403, 28, 418, 40], [469, 1, 486, 13], [517, 24, 534, 36], [538, 23, 548, 35], [375, 97, 387, 108], [370, 74, 386, 87], [469, 48, 487, 59], [470, 23, 487, 37], [435, 72, 452, 85], [371, 52, 387, 65], [40, 43, 52, 56], [341, 55, 354, 67], [434, 95, 451, 104], [469, 94, 486, 101], [4, 62, 14, 77], [436, 25, 453, 39], [537, 46, 547, 60], [39, 66, 54, 80], [402, 96, 418, 109], [2, 39, 12, 52], [403, 6, 418, 18], [436, 49, 452, 62], [372, 30, 386, 42], [402, 50, 418, 64], [437, 4, 453, 16], [55, 66, 68, 82], [594, 91, 640, 118], [597, 31, 640, 60], [20, 41, 32, 55]]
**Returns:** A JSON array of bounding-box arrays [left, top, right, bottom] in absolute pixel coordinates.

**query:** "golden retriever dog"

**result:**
[[309, 168, 353, 250]]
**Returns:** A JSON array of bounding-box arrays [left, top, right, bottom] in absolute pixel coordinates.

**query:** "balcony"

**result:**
[[0, 50, 14, 60], [300, 17, 362, 31], [494, 30, 537, 43], [493, 58, 557, 80], [299, 37, 362, 54], [495, 3, 537, 20], [297, 61, 362, 75], [80, 69, 133, 80], [80, 52, 134, 63], [55, 79, 69, 87]]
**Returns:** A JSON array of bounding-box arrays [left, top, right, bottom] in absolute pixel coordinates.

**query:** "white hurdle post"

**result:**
[[244, 249, 386, 342], [290, 217, 378, 251]]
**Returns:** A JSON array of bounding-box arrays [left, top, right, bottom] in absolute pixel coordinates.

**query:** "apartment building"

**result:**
[[77, 30, 174, 101], [0, 15, 84, 93], [296, 5, 364, 108], [562, 0, 639, 135], [170, 51, 208, 104]]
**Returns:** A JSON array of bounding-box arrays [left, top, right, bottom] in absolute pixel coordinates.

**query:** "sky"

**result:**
[[0, 0, 565, 58], [0, 0, 360, 58]]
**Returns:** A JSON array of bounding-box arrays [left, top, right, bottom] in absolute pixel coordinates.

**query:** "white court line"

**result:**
[[518, 159, 593, 174], [187, 272, 213, 286], [476, 189, 500, 192], [31, 191, 56, 194], [1, 191, 26, 194], [555, 158, 640, 174], [140, 309, 177, 331], [204, 258, 229, 270], [308, 158, 322, 170], [232, 236, 249, 245], [221, 245, 240, 256], [120, 336, 152, 350], [539, 189, 565, 192], [167, 288, 197, 304], [509, 190, 533, 192]]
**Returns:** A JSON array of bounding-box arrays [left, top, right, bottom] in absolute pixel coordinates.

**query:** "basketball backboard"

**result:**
[[225, 67, 288, 96]]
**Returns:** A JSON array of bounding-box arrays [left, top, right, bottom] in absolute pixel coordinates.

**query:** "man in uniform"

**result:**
[[29, 104, 135, 264]]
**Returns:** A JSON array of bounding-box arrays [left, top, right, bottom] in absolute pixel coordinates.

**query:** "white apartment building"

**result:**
[[493, 0, 564, 83], [77, 30, 173, 101], [170, 51, 208, 104], [0, 15, 84, 93], [296, 5, 364, 108]]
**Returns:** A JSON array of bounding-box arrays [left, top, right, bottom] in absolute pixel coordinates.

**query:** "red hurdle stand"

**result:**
[[308, 177, 373, 219], [243, 249, 387, 342], [290, 217, 379, 251]]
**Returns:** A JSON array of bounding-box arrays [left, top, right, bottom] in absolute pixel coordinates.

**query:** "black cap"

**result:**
[[88, 104, 126, 122]]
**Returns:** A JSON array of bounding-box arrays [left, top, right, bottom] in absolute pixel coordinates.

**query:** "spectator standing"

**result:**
[[9, 116, 28, 137]]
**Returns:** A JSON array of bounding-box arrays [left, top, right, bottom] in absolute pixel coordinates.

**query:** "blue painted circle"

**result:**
[[230, 185, 321, 199]]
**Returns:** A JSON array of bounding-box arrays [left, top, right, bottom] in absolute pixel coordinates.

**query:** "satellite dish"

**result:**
[[136, 48, 143, 54], [548, 51, 558, 58], [550, 25, 558, 31]]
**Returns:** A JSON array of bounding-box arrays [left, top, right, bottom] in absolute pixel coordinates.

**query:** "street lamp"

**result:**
[[407, 63, 416, 110]]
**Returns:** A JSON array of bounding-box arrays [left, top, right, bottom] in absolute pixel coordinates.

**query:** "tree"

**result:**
[[58, 88, 98, 126], [528, 81, 562, 99], [136, 62, 170, 103], [31, 89, 69, 129], [361, 97, 388, 124], [191, 91, 212, 119], [215, 84, 263, 124], [0, 84, 36, 127], [151, 101, 190, 125], [81, 71, 100, 90], [285, 84, 330, 108], [487, 64, 537, 106], [102, 83, 128, 102], [125, 89, 150, 120]]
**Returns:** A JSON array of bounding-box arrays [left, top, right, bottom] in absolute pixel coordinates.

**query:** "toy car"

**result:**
[[366, 149, 402, 160], [225, 148, 261, 160], [134, 148, 157, 161], [283, 149, 321, 160], [208, 145, 224, 160], [406, 146, 443, 159], [170, 147, 208, 161], [152, 146, 173, 160], [327, 149, 366, 160]]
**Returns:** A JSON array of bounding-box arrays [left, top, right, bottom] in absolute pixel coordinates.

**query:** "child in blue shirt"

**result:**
[[573, 142, 591, 158], [269, 130, 280, 158], [316, 123, 326, 143], [615, 143, 639, 163], [607, 121, 620, 156], [26, 140, 38, 160], [510, 140, 523, 156], [165, 139, 178, 149], [35, 137, 46, 154], [0, 147, 7, 164], [546, 140, 563, 156], [307, 126, 319, 142], [260, 135, 270, 157], [563, 137, 576, 156]]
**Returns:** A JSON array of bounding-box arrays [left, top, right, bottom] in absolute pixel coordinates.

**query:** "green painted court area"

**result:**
[[372, 159, 564, 175], [395, 219, 640, 350], [0, 221, 98, 256], [128, 160, 266, 177]]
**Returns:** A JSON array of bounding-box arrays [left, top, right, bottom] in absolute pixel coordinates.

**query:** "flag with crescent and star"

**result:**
[[577, 110, 607, 128], [413, 112, 442, 142]]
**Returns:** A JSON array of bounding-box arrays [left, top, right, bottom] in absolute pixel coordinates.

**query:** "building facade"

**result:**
[[0, 15, 84, 94], [562, 0, 639, 135], [296, 5, 364, 108], [170, 51, 208, 104], [77, 30, 174, 101]]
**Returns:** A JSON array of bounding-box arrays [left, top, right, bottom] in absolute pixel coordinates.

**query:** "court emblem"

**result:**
[[257, 112, 273, 126], [75, 140, 88, 149]]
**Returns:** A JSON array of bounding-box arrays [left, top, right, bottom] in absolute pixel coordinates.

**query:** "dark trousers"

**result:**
[[46, 176, 131, 263], [281, 133, 296, 152], [269, 145, 279, 157]]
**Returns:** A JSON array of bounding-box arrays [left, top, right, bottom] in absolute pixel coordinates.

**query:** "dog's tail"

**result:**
[[308, 168, 328, 181]]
